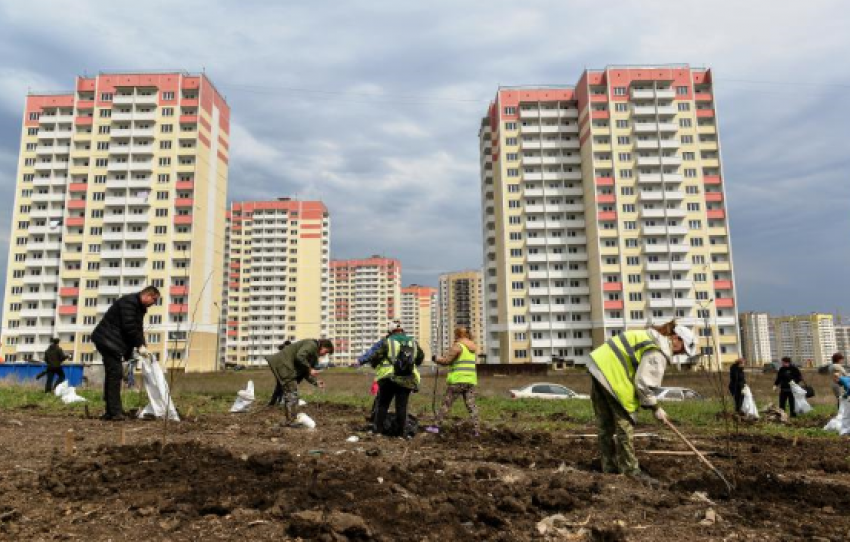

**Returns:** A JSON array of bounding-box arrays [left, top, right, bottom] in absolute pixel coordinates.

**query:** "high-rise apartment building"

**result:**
[[400, 285, 438, 361], [739, 311, 772, 366], [480, 65, 739, 366], [221, 199, 329, 366], [1, 72, 229, 372], [437, 270, 484, 358], [771, 313, 836, 367], [834, 321, 850, 358], [330, 256, 400, 365]]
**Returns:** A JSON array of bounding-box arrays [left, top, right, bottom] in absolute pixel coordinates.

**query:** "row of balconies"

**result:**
[[521, 155, 582, 166], [519, 138, 580, 150], [631, 105, 677, 117], [525, 203, 584, 213], [636, 173, 684, 184], [520, 124, 579, 135], [39, 114, 75, 125], [635, 139, 680, 150], [37, 130, 73, 140], [529, 303, 592, 313], [526, 219, 587, 230], [631, 88, 676, 100], [632, 122, 678, 133], [522, 171, 583, 182], [526, 236, 588, 246], [111, 111, 158, 122], [519, 108, 579, 119], [112, 94, 158, 105]]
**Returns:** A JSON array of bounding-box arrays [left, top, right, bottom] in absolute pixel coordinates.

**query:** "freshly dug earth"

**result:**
[[2, 403, 850, 541]]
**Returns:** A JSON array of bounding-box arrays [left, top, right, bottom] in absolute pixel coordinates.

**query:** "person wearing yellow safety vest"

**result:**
[[426, 327, 480, 436], [362, 321, 425, 436], [587, 320, 697, 484]]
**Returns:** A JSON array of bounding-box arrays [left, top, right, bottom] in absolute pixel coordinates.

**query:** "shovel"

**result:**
[[663, 417, 734, 494]]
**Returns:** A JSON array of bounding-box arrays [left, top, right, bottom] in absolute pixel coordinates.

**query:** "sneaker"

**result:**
[[627, 471, 660, 488], [425, 426, 440, 434]]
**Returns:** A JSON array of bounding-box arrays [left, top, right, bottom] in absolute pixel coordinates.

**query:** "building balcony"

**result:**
[[170, 285, 188, 296], [595, 176, 614, 186], [631, 88, 655, 100], [597, 211, 617, 221], [657, 122, 678, 132], [714, 280, 733, 290], [705, 192, 723, 202], [57, 305, 77, 316], [703, 175, 722, 185], [648, 298, 673, 308], [602, 282, 622, 292], [604, 300, 624, 310], [661, 156, 682, 166], [634, 123, 658, 133], [175, 198, 194, 207], [706, 209, 726, 220], [635, 139, 659, 150], [656, 106, 677, 116], [58, 287, 79, 297], [696, 109, 715, 118], [596, 193, 616, 204]]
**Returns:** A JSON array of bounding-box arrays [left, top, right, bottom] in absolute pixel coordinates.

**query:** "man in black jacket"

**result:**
[[37, 338, 70, 393], [728, 357, 746, 414], [774, 356, 804, 418], [92, 286, 160, 420]]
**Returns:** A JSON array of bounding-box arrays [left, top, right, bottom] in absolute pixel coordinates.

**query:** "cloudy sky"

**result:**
[[0, 0, 847, 315]]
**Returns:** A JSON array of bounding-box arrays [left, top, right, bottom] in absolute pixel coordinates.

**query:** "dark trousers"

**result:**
[[375, 379, 411, 436], [97, 345, 124, 417], [779, 388, 796, 418], [269, 381, 284, 406], [729, 385, 744, 413], [44, 367, 66, 393]]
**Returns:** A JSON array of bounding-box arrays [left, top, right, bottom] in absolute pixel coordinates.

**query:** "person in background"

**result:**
[[773, 357, 804, 418], [833, 371, 850, 401], [92, 286, 160, 421], [268, 340, 293, 406], [830, 353, 847, 409], [728, 357, 746, 414], [358, 332, 390, 423], [586, 320, 697, 485], [362, 321, 424, 437], [38, 338, 70, 393], [265, 339, 331, 425], [426, 326, 480, 436]]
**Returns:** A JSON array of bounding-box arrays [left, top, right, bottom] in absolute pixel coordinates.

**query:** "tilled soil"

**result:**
[[2, 404, 850, 541]]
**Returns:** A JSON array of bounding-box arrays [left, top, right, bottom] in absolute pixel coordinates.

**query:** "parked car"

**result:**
[[653, 387, 702, 402], [509, 383, 589, 400]]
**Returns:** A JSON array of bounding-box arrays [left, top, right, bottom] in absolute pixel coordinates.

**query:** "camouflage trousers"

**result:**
[[435, 383, 480, 432], [591, 378, 640, 476], [279, 380, 299, 423]]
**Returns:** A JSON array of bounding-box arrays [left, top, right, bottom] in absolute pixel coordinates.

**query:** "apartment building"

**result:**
[[221, 198, 329, 366], [739, 311, 772, 366], [330, 256, 400, 365], [0, 72, 229, 372], [400, 285, 438, 361], [835, 320, 850, 358], [480, 65, 739, 367], [437, 270, 485, 358], [771, 313, 837, 367]]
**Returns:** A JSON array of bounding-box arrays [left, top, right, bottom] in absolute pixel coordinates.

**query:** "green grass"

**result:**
[[2, 373, 844, 440]]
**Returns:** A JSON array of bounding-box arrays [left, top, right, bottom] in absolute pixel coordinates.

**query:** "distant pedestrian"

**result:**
[[92, 286, 160, 421], [833, 371, 850, 401], [265, 339, 331, 425], [773, 357, 803, 418], [728, 357, 746, 414], [358, 332, 390, 424], [362, 321, 425, 437], [268, 340, 292, 406], [830, 353, 847, 409], [36, 338, 70, 393], [426, 326, 480, 436], [587, 319, 697, 485]]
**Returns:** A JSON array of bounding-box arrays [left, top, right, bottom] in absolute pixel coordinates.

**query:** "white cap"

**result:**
[[674, 325, 697, 357]]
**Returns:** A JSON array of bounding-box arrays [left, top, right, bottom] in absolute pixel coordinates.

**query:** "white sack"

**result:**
[[230, 380, 255, 413], [295, 412, 316, 429], [824, 398, 850, 435], [790, 381, 812, 415], [741, 385, 759, 419], [138, 357, 180, 421], [53, 381, 87, 404]]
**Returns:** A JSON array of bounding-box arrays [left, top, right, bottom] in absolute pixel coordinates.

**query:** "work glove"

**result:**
[[138, 345, 150, 357], [653, 407, 668, 423]]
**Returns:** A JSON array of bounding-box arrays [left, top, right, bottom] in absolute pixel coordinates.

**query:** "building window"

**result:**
[[676, 86, 689, 95], [678, 102, 690, 111], [679, 118, 693, 128]]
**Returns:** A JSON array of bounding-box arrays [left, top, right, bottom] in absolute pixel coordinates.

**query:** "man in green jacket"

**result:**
[[265, 338, 334, 424]]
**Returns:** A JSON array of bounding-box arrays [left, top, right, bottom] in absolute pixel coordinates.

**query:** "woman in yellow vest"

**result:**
[[426, 327, 480, 436], [587, 320, 696, 483]]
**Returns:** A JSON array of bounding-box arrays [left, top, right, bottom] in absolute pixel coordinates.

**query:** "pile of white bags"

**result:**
[[824, 399, 850, 435], [230, 380, 255, 413], [138, 356, 180, 421], [740, 385, 759, 419], [790, 381, 812, 415], [54, 381, 86, 404]]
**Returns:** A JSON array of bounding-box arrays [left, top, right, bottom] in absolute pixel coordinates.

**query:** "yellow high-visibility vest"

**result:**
[[590, 330, 660, 412]]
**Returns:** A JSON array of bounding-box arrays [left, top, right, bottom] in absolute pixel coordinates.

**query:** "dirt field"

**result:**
[[2, 392, 850, 541]]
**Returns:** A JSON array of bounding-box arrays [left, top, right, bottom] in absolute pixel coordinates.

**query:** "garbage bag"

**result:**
[[53, 381, 87, 404], [741, 385, 759, 419], [230, 380, 255, 413], [790, 381, 812, 415], [138, 357, 180, 421], [382, 413, 419, 438], [824, 398, 850, 435], [295, 412, 316, 429]]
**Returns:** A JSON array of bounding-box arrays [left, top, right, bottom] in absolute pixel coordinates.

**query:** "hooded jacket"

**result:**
[[91, 293, 147, 359]]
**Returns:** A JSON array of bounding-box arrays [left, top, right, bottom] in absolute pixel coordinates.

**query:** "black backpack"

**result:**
[[390, 337, 416, 377]]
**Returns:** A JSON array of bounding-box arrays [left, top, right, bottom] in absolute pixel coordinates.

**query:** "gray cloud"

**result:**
[[0, 0, 848, 313]]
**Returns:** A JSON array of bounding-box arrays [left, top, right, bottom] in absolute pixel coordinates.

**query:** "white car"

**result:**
[[509, 383, 589, 400], [653, 387, 703, 402]]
